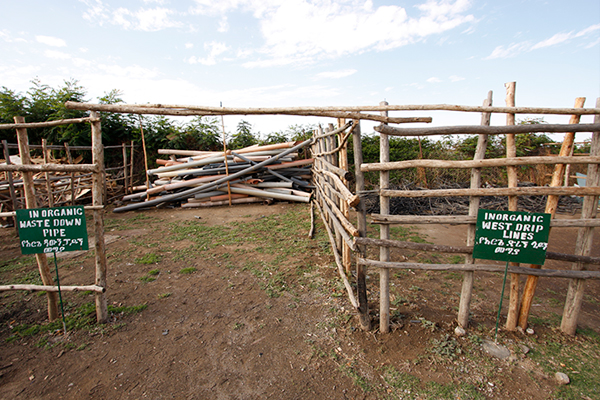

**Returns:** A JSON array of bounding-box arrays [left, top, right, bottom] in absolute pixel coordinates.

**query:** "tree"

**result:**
[[229, 120, 258, 149], [167, 117, 222, 151]]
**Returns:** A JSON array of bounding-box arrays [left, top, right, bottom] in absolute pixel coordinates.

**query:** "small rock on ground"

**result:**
[[482, 340, 511, 359], [555, 372, 570, 385]]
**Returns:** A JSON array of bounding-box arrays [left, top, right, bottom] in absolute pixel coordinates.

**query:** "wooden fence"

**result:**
[[0, 115, 109, 323], [1, 140, 137, 221], [310, 92, 600, 336], [55, 95, 600, 336]]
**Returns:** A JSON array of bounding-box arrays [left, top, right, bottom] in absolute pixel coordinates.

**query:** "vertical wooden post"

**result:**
[[457, 91, 492, 328], [352, 121, 371, 331], [338, 118, 352, 274], [64, 142, 75, 206], [505, 82, 521, 330], [91, 111, 108, 323], [129, 140, 135, 189], [2, 140, 19, 229], [122, 143, 129, 195], [379, 101, 391, 333], [138, 115, 150, 196], [561, 97, 600, 335], [14, 117, 59, 321], [517, 97, 586, 329], [42, 139, 54, 208]]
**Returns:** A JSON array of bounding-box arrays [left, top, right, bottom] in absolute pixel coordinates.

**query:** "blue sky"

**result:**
[[1, 0, 599, 137]]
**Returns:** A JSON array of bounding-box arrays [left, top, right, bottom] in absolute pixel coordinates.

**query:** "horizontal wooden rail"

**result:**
[[375, 123, 600, 137], [370, 214, 600, 228], [0, 117, 97, 130], [66, 101, 600, 115], [0, 164, 100, 173], [358, 258, 600, 279], [381, 186, 600, 198], [354, 237, 600, 265], [65, 102, 431, 124], [0, 284, 105, 293], [362, 156, 600, 172]]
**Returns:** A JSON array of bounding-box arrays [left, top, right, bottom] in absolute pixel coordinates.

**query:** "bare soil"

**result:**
[[0, 203, 598, 399]]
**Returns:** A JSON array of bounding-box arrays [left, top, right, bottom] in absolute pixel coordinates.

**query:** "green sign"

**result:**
[[16, 206, 89, 255], [473, 209, 550, 265]]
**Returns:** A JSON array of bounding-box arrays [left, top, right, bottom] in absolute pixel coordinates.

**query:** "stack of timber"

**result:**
[[1, 152, 93, 213], [120, 141, 314, 209]]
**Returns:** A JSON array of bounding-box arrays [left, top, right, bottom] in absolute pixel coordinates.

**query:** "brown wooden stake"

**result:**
[[505, 82, 521, 330], [379, 101, 391, 333], [220, 112, 233, 206], [561, 97, 600, 335], [138, 115, 150, 198], [14, 116, 59, 321], [90, 111, 108, 323], [42, 139, 54, 207], [517, 97, 586, 329], [337, 118, 352, 274], [122, 143, 129, 195], [3, 140, 20, 230], [458, 91, 492, 328], [130, 140, 135, 190], [63, 142, 76, 206], [352, 121, 371, 331]]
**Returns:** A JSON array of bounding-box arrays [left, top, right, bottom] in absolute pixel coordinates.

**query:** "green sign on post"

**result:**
[[473, 209, 551, 265], [16, 206, 89, 255]]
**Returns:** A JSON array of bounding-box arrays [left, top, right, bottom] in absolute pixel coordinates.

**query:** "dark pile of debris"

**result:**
[[364, 182, 582, 216]]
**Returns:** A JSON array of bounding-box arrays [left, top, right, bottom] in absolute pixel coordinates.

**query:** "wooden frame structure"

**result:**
[[59, 94, 600, 335], [0, 114, 109, 323]]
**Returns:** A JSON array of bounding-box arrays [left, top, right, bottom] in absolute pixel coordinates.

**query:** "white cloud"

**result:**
[[97, 64, 159, 79], [44, 50, 71, 60], [0, 30, 27, 43], [112, 7, 181, 31], [427, 77, 442, 83], [531, 32, 574, 50], [487, 23, 600, 59], [314, 69, 357, 79], [36, 35, 67, 47], [484, 42, 530, 59], [187, 41, 229, 65], [449, 75, 465, 82], [185, 42, 194, 49], [189, 0, 474, 66]]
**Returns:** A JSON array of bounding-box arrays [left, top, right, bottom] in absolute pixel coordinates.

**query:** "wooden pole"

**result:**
[[2, 140, 19, 229], [42, 139, 54, 207], [338, 118, 352, 274], [129, 140, 135, 190], [374, 123, 600, 137], [352, 121, 371, 331], [561, 97, 600, 335], [458, 91, 492, 328], [65, 100, 600, 116], [379, 101, 391, 333], [138, 115, 150, 196], [505, 82, 521, 330], [90, 111, 108, 323], [122, 143, 129, 195], [14, 116, 59, 321], [64, 142, 76, 206], [517, 97, 586, 329], [220, 113, 233, 206]]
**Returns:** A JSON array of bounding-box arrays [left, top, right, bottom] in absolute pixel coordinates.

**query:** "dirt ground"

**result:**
[[0, 203, 599, 399]]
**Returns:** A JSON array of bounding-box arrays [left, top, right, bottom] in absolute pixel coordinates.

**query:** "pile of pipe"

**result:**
[[116, 140, 314, 212]]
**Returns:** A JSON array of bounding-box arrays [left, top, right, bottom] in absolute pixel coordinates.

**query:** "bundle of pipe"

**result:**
[[117, 140, 315, 212]]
